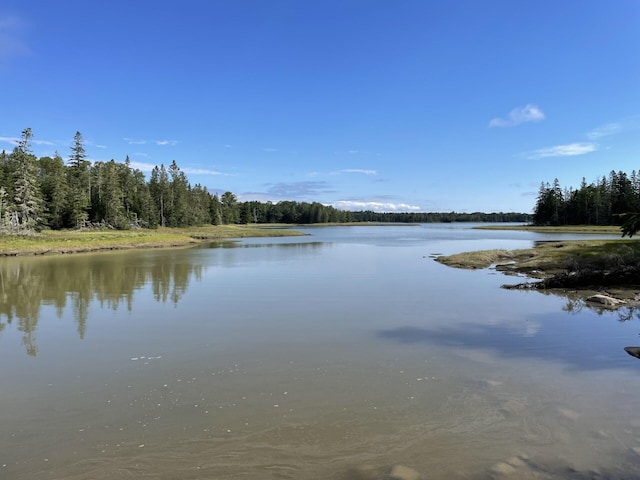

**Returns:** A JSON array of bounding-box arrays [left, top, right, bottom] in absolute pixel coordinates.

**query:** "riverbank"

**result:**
[[436, 238, 640, 309], [0, 225, 305, 256]]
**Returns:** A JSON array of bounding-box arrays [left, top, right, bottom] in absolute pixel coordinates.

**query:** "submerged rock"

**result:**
[[586, 294, 625, 307], [387, 464, 421, 480]]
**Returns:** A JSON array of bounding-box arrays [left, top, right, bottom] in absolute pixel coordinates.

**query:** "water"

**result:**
[[1, 224, 640, 479]]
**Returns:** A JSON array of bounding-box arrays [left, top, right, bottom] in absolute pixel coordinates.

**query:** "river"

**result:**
[[1, 224, 639, 479]]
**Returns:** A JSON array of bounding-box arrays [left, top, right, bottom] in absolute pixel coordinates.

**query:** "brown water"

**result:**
[[1, 225, 640, 479]]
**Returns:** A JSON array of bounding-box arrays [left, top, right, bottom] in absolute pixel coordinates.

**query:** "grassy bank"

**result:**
[[436, 238, 640, 300], [0, 225, 305, 256], [436, 239, 639, 273]]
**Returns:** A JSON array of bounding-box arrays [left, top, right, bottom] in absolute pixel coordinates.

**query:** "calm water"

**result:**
[[2, 224, 640, 479]]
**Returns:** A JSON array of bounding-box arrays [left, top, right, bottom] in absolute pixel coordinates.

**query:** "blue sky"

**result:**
[[1, 1, 638, 213]]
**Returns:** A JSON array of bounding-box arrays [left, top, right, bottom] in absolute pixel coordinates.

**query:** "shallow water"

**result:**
[[1, 224, 640, 479]]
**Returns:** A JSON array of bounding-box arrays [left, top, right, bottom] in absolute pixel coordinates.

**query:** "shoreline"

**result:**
[[0, 225, 307, 257], [435, 238, 640, 310]]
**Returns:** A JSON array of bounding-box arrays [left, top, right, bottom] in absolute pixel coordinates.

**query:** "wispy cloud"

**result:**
[[0, 136, 56, 147], [126, 160, 229, 175], [0, 136, 19, 147], [133, 152, 148, 157], [267, 181, 335, 198], [182, 167, 228, 176], [489, 104, 545, 127], [263, 147, 277, 152], [155, 139, 179, 146], [587, 115, 640, 140], [0, 15, 30, 61], [34, 139, 56, 146], [333, 169, 378, 175], [333, 200, 421, 212], [587, 123, 621, 140], [525, 142, 597, 159], [124, 137, 147, 145]]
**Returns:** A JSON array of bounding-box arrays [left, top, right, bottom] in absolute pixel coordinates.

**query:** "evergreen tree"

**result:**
[[210, 193, 222, 225], [221, 191, 239, 224], [149, 164, 171, 227], [38, 153, 68, 229], [67, 131, 91, 227], [168, 160, 189, 226], [11, 128, 44, 232]]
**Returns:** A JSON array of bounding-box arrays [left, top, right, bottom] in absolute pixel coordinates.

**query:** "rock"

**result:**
[[491, 462, 517, 475], [624, 346, 640, 359], [388, 464, 421, 480], [586, 294, 624, 307]]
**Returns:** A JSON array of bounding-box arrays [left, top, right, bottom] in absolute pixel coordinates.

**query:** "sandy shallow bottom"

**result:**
[[3, 342, 640, 480]]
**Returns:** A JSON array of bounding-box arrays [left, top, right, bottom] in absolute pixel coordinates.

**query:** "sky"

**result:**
[[0, 1, 638, 213]]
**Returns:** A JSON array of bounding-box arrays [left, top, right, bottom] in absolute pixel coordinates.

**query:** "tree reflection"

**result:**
[[560, 296, 640, 322], [0, 251, 203, 356]]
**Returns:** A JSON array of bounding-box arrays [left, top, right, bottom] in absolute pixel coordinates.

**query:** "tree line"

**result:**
[[349, 211, 530, 223], [0, 128, 353, 232], [1, 128, 529, 233], [533, 170, 640, 227]]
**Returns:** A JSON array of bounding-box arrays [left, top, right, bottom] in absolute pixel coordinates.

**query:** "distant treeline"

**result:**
[[347, 211, 530, 223], [1, 128, 530, 233], [534, 170, 640, 226]]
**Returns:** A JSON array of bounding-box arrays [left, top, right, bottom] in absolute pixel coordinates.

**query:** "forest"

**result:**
[[533, 171, 640, 229], [1, 128, 528, 234]]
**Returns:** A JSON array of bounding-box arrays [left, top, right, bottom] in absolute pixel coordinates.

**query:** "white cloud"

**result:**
[[489, 104, 545, 127], [0, 136, 56, 147], [155, 139, 179, 146], [587, 116, 640, 139], [335, 169, 377, 175], [182, 167, 228, 175], [34, 139, 56, 146], [128, 161, 156, 172], [0, 136, 19, 146], [525, 142, 597, 159], [263, 147, 277, 152], [126, 161, 228, 175], [587, 122, 621, 140], [95, 144, 107, 149], [124, 137, 147, 145], [333, 200, 421, 212]]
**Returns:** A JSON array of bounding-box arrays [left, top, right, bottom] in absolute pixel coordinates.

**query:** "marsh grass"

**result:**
[[437, 239, 640, 284], [0, 225, 304, 256]]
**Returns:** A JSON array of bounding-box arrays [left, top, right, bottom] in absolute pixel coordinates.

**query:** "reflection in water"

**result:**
[[0, 241, 326, 357], [378, 314, 639, 371], [0, 251, 203, 356], [560, 295, 640, 321]]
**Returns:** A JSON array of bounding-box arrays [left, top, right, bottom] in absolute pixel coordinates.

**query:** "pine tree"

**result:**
[[11, 128, 44, 232], [67, 131, 91, 227], [39, 152, 68, 229]]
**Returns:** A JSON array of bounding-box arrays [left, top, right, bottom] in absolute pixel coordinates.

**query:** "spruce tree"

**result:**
[[11, 128, 43, 232]]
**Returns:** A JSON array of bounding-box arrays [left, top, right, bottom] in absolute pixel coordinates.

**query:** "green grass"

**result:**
[[436, 238, 640, 276], [0, 225, 305, 256]]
